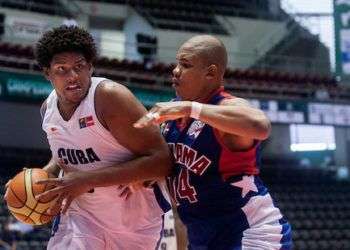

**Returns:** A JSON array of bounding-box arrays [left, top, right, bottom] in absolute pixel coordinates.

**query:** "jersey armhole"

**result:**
[[213, 128, 259, 153], [93, 80, 110, 131], [40, 99, 48, 123]]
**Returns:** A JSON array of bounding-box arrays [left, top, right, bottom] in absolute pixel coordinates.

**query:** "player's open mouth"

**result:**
[[66, 84, 82, 91], [172, 78, 180, 87]]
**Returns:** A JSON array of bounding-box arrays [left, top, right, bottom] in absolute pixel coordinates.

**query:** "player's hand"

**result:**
[[117, 181, 144, 200], [117, 180, 156, 200], [35, 164, 93, 214], [133, 101, 191, 128], [117, 185, 132, 200]]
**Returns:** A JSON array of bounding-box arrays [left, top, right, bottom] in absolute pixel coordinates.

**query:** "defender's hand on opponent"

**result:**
[[117, 181, 144, 200], [117, 180, 156, 200], [35, 164, 93, 215], [134, 101, 191, 128]]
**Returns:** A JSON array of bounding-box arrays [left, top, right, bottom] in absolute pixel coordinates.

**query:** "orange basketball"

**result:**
[[6, 168, 59, 225]]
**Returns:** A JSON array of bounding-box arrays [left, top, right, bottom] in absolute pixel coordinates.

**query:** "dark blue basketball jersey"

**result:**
[[163, 87, 292, 250]]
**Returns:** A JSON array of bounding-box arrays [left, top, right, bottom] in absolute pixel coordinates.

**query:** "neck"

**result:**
[[57, 99, 80, 121], [194, 84, 222, 103]]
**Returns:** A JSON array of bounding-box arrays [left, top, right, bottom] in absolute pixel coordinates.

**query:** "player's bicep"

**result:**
[[98, 83, 166, 156], [219, 97, 251, 107], [217, 97, 264, 149]]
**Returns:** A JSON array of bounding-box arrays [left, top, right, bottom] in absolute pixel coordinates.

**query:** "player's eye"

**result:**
[[56, 66, 66, 73], [180, 62, 191, 68], [75, 64, 83, 71]]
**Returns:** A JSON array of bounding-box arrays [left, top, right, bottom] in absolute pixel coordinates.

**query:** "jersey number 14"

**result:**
[[168, 168, 198, 205]]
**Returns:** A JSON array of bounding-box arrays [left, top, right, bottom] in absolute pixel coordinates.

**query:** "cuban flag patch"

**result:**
[[79, 115, 95, 129]]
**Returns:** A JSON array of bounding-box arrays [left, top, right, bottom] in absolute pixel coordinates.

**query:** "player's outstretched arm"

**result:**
[[134, 98, 271, 140]]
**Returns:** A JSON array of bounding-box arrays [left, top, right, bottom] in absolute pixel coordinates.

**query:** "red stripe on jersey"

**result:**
[[218, 91, 233, 100], [85, 116, 95, 126], [214, 128, 260, 180], [213, 91, 259, 179]]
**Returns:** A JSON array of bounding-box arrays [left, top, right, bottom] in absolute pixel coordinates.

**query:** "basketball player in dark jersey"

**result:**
[[135, 35, 292, 250]]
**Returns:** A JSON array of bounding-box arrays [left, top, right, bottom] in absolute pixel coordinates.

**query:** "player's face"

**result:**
[[44, 52, 93, 105], [172, 46, 209, 101]]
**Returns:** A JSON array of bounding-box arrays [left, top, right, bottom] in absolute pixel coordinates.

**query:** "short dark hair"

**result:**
[[35, 25, 97, 68]]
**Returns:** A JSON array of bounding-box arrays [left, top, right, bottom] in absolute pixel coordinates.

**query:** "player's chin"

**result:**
[[65, 91, 86, 103], [175, 90, 190, 101], [173, 87, 185, 99]]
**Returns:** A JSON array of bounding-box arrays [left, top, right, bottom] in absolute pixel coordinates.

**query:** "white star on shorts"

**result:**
[[230, 176, 258, 198]]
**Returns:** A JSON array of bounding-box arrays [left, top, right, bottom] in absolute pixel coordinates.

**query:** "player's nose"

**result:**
[[67, 68, 79, 82], [172, 64, 180, 77]]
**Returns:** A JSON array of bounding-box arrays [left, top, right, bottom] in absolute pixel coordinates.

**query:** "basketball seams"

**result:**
[[7, 186, 26, 208], [25, 216, 35, 225], [22, 170, 27, 204], [7, 168, 57, 225], [39, 207, 53, 224], [11, 210, 35, 225], [26, 169, 38, 206], [25, 169, 40, 223], [11, 210, 31, 223], [8, 203, 55, 216]]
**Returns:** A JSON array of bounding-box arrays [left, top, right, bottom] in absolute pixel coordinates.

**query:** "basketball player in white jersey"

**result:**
[[25, 25, 172, 250]]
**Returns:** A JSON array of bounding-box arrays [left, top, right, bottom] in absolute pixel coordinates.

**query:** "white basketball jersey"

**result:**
[[42, 77, 170, 232], [159, 210, 177, 250]]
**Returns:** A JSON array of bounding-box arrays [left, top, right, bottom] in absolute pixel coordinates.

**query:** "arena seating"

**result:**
[[261, 167, 350, 250], [0, 42, 342, 101], [0, 0, 70, 16], [80, 0, 276, 20], [0, 146, 349, 249], [132, 3, 228, 35], [77, 0, 278, 34], [0, 147, 51, 250]]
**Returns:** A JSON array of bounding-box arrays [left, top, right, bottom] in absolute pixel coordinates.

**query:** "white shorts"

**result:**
[[47, 212, 163, 250]]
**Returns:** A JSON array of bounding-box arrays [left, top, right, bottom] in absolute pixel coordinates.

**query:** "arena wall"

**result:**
[[0, 101, 47, 149], [0, 8, 79, 45]]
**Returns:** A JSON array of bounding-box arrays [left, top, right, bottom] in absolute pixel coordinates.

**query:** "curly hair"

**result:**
[[35, 25, 97, 68]]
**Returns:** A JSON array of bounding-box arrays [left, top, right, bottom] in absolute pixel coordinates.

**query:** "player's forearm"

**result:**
[[197, 104, 271, 140], [43, 157, 60, 177], [86, 149, 172, 187]]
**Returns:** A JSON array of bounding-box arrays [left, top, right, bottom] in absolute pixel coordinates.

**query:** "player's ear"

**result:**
[[205, 64, 218, 80], [88, 63, 94, 75], [43, 67, 51, 81]]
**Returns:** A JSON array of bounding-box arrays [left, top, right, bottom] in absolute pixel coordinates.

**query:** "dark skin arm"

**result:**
[[88, 81, 171, 185], [134, 97, 271, 151], [36, 81, 172, 213], [43, 157, 61, 177]]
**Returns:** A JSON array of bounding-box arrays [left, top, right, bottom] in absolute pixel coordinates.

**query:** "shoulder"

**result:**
[[219, 97, 251, 107], [96, 80, 137, 104], [94, 79, 145, 123]]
